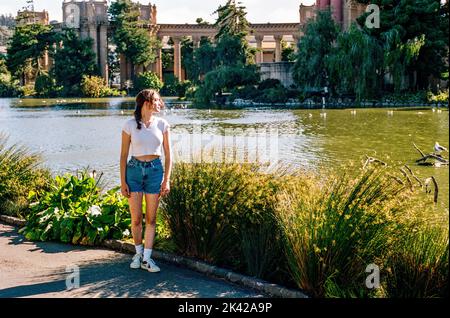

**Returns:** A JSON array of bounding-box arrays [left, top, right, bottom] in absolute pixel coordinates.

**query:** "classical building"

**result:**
[[299, 0, 366, 29], [21, 0, 367, 87]]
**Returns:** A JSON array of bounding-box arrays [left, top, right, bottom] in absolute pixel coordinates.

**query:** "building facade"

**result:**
[[21, 0, 367, 87]]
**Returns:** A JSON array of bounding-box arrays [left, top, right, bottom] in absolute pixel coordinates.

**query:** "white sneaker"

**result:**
[[130, 253, 143, 269], [141, 258, 160, 273]]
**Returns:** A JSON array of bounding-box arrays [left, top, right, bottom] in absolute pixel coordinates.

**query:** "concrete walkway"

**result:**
[[0, 222, 266, 298]]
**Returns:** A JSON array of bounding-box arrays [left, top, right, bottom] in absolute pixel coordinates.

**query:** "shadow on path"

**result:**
[[0, 223, 265, 298]]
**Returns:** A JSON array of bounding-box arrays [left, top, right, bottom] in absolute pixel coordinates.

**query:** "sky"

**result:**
[[0, 0, 316, 24]]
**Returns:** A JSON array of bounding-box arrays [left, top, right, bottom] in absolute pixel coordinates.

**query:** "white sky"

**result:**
[[0, 0, 316, 23]]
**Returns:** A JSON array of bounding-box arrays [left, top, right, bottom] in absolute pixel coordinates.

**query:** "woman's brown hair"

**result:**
[[134, 89, 165, 130]]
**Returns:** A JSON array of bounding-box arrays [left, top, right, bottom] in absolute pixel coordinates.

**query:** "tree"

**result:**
[[327, 24, 383, 100], [53, 29, 98, 96], [0, 54, 7, 75], [194, 0, 258, 105], [181, 37, 196, 81], [0, 14, 15, 28], [292, 9, 339, 93], [109, 0, 161, 79], [134, 71, 163, 93], [193, 38, 217, 79], [196, 18, 210, 25], [214, 0, 250, 40], [6, 23, 55, 83], [34, 72, 59, 97], [356, 0, 449, 91], [281, 40, 295, 62], [108, 49, 120, 85], [214, 0, 254, 65]]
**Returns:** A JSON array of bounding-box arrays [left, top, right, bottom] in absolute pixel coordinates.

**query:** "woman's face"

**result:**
[[147, 94, 162, 113]]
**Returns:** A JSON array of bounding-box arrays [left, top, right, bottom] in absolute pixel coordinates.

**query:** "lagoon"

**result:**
[[0, 97, 448, 211]]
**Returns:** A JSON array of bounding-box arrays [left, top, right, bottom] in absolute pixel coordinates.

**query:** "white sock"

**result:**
[[143, 248, 153, 262], [135, 244, 144, 255]]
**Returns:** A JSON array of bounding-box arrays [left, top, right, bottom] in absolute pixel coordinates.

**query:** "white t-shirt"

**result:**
[[122, 117, 170, 157]]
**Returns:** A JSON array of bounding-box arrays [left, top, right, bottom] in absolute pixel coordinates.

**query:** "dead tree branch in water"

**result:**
[[404, 165, 423, 188], [363, 155, 387, 170], [424, 177, 439, 203]]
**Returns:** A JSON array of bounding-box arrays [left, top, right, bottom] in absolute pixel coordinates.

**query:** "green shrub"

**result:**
[[384, 226, 448, 298], [0, 74, 21, 97], [159, 159, 286, 276], [34, 73, 61, 97], [230, 85, 260, 101], [21, 84, 35, 97], [275, 168, 435, 298], [258, 79, 282, 90], [0, 134, 51, 217], [134, 71, 163, 93], [255, 86, 288, 104], [81, 75, 107, 98], [80, 75, 124, 98], [427, 89, 449, 104], [20, 171, 131, 245]]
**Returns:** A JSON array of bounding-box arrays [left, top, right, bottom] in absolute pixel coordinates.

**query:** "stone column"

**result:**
[[155, 45, 163, 81], [172, 37, 182, 80], [274, 35, 282, 62], [255, 35, 264, 64], [89, 25, 98, 61], [293, 35, 300, 53], [99, 24, 108, 85], [192, 35, 201, 49], [331, 0, 343, 25]]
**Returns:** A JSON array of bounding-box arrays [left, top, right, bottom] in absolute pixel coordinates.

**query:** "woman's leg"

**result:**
[[129, 192, 144, 246], [143, 193, 160, 249]]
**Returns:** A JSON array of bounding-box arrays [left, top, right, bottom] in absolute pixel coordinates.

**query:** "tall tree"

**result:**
[[195, 1, 258, 105], [327, 24, 383, 100], [356, 0, 449, 91], [109, 0, 161, 79], [292, 9, 339, 93], [52, 29, 98, 96], [6, 23, 54, 83], [214, 0, 249, 40], [0, 14, 15, 28], [194, 38, 217, 79], [213, 0, 254, 65]]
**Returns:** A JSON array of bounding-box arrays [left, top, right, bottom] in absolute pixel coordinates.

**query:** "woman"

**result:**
[[120, 89, 172, 273]]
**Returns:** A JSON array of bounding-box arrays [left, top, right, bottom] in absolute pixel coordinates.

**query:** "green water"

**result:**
[[1, 98, 448, 211]]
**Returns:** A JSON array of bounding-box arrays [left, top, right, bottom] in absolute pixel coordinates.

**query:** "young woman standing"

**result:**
[[120, 89, 172, 272]]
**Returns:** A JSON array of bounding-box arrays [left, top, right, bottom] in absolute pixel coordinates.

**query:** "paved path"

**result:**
[[0, 222, 266, 298]]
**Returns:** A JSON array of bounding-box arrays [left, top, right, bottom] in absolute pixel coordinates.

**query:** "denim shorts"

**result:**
[[126, 157, 164, 194]]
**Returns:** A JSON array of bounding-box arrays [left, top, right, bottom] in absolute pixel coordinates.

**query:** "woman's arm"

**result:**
[[161, 129, 172, 196], [120, 131, 131, 197]]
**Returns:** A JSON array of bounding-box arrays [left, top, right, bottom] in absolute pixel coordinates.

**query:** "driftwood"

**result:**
[[404, 165, 423, 188], [363, 155, 387, 169], [413, 143, 449, 166], [388, 173, 405, 185], [413, 142, 426, 158], [416, 154, 449, 164], [400, 167, 413, 190], [424, 177, 439, 203]]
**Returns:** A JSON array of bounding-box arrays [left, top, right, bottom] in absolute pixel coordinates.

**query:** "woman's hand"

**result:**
[[160, 180, 170, 197], [121, 183, 130, 198]]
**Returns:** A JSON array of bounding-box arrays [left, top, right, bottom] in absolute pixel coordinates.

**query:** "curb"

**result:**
[[1, 214, 308, 298]]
